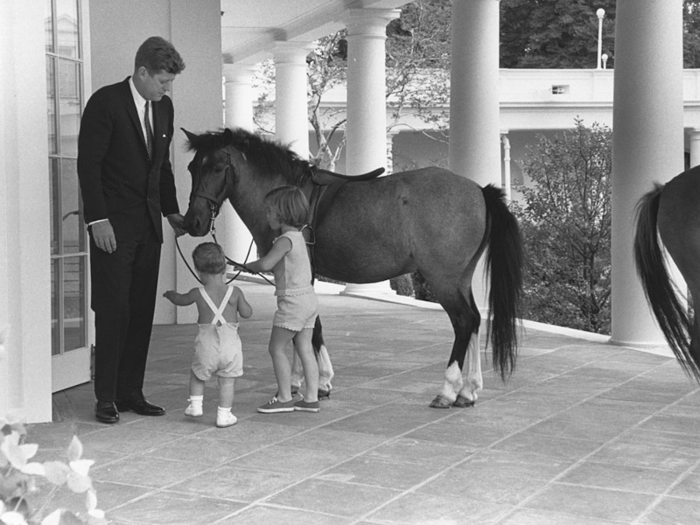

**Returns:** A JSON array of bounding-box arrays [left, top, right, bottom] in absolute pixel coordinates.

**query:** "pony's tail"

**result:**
[[312, 315, 325, 356], [633, 185, 700, 381], [481, 185, 524, 381]]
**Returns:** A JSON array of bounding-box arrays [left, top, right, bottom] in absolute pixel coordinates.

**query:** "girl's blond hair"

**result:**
[[264, 186, 309, 228]]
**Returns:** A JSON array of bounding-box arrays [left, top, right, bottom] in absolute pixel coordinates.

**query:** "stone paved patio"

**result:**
[[27, 280, 700, 524]]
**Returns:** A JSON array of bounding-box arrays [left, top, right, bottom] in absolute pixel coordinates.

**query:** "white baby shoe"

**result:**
[[185, 396, 203, 417], [216, 407, 237, 428]]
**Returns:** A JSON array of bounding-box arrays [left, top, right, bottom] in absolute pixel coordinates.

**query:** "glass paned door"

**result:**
[[46, 0, 91, 392]]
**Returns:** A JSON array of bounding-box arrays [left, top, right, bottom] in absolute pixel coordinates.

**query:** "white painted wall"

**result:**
[[0, 0, 54, 422]]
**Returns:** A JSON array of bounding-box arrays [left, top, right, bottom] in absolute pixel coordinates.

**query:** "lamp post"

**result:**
[[596, 8, 606, 69]]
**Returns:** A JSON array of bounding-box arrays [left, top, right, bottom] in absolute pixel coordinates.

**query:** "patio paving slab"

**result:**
[[22, 280, 700, 524]]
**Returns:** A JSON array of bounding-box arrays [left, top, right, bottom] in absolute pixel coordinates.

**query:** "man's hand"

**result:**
[[167, 213, 187, 237], [91, 220, 117, 253]]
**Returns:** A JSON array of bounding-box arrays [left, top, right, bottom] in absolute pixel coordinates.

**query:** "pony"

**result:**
[[634, 166, 700, 382], [181, 127, 523, 407]]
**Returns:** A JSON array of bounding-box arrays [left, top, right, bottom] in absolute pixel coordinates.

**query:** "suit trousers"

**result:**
[[90, 221, 161, 403]]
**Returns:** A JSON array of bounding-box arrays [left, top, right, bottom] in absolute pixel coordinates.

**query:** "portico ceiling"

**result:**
[[220, 0, 408, 64]]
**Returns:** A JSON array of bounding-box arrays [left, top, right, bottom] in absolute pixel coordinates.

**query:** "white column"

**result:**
[[449, 0, 501, 310], [0, 0, 53, 422], [274, 42, 313, 158], [611, 0, 684, 348], [222, 63, 255, 264], [689, 128, 700, 168], [342, 8, 400, 297], [501, 132, 512, 201]]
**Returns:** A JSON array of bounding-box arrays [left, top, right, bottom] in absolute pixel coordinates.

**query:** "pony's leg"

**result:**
[[454, 331, 482, 407], [430, 293, 476, 408], [291, 344, 334, 400], [312, 316, 333, 399], [316, 344, 334, 399], [432, 360, 464, 408]]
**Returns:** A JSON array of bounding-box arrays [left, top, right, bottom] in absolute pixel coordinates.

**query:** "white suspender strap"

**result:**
[[199, 286, 234, 325]]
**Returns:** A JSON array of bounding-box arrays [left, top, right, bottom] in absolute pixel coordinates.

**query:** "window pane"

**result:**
[[56, 0, 80, 59], [63, 257, 86, 352], [61, 159, 84, 253], [58, 58, 81, 156], [49, 158, 61, 255], [47, 58, 58, 155], [45, 0, 55, 53], [51, 259, 61, 356]]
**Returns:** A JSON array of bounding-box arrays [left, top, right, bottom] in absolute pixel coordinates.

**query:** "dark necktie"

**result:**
[[144, 101, 153, 159]]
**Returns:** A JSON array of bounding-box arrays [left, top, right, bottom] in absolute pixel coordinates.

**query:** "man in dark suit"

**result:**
[[78, 36, 186, 424]]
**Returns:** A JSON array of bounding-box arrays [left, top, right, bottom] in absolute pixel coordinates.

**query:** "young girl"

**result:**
[[246, 186, 320, 414], [163, 242, 253, 427]]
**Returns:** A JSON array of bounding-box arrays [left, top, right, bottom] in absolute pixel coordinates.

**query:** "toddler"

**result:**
[[163, 242, 252, 427]]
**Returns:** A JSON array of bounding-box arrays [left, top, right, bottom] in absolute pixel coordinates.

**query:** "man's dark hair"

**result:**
[[134, 36, 185, 75]]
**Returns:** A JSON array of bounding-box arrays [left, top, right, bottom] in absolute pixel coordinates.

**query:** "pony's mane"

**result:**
[[186, 127, 311, 186]]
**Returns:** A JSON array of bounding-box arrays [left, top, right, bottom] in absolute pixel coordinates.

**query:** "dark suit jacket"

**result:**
[[77, 77, 179, 243]]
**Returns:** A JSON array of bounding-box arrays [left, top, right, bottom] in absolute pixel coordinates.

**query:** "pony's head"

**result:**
[[182, 127, 311, 237]]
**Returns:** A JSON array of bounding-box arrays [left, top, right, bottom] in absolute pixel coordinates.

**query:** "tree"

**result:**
[[306, 32, 348, 170], [501, 0, 700, 69], [684, 1, 700, 67], [251, 0, 453, 168], [512, 119, 612, 333], [500, 0, 617, 68]]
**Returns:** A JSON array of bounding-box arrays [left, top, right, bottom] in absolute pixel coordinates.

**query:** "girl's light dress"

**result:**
[[271, 231, 318, 331]]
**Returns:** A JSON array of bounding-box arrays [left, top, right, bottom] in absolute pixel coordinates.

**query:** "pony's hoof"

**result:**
[[429, 395, 453, 409], [318, 388, 331, 400], [452, 395, 476, 408]]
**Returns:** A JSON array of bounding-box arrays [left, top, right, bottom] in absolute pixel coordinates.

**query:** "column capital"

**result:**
[[223, 63, 257, 84], [345, 8, 401, 37], [272, 41, 315, 64], [687, 127, 700, 138]]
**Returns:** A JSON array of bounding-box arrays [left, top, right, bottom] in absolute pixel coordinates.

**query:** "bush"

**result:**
[[512, 119, 612, 334]]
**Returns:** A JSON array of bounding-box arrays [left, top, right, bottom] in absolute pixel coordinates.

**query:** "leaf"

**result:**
[[43, 461, 70, 486], [1, 433, 40, 472], [19, 462, 45, 476], [39, 509, 62, 525], [66, 436, 83, 463], [0, 510, 28, 525], [66, 471, 92, 493], [85, 489, 97, 511], [69, 459, 94, 477]]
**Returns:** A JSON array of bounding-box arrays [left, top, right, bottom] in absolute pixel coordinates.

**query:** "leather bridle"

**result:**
[[189, 149, 235, 236], [180, 148, 273, 286]]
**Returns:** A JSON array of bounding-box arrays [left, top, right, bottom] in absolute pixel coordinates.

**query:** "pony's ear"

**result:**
[[181, 128, 198, 144]]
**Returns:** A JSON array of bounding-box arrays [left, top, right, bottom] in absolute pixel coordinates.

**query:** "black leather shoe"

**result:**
[[115, 398, 165, 416], [95, 402, 119, 424]]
